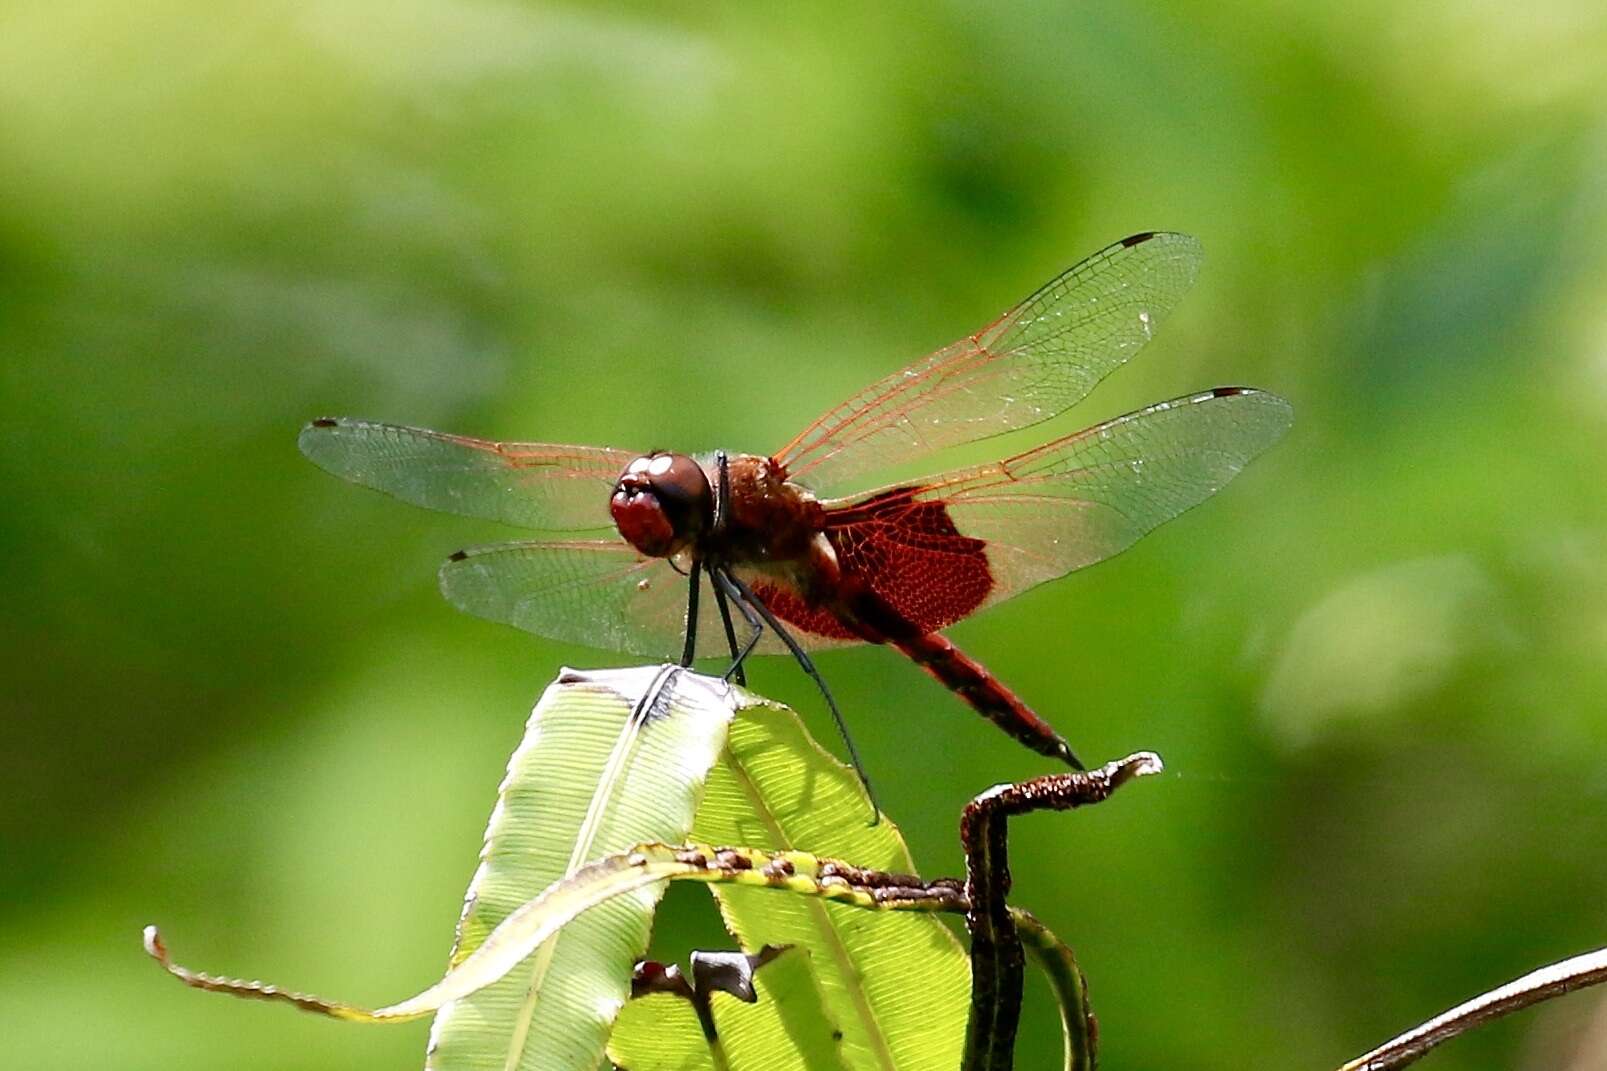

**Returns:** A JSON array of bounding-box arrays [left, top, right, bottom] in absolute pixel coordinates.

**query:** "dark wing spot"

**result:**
[[1121, 231, 1158, 247], [310, 417, 339, 428], [1210, 386, 1249, 397], [448, 549, 469, 562]]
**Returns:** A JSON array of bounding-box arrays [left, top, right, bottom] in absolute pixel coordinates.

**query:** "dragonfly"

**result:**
[[300, 232, 1291, 814]]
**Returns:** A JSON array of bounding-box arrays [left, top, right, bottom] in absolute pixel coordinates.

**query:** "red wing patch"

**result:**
[[822, 488, 993, 634], [748, 580, 861, 640]]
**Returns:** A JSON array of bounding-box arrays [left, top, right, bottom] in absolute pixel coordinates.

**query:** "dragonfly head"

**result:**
[[611, 452, 714, 558]]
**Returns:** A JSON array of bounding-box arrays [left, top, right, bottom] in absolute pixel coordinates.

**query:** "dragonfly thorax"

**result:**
[[713, 453, 824, 563], [611, 452, 714, 558]]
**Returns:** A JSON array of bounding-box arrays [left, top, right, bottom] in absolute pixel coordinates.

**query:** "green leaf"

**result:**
[[144, 673, 1095, 1071], [380, 837, 965, 1030], [713, 946, 851, 1071], [425, 665, 738, 1071], [689, 699, 972, 1071], [378, 849, 706, 1022], [609, 946, 848, 1071], [609, 989, 715, 1071]]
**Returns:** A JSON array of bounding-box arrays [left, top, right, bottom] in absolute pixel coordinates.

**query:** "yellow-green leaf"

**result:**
[[714, 946, 850, 1071], [609, 990, 714, 1071], [690, 700, 972, 1071], [426, 665, 738, 1071]]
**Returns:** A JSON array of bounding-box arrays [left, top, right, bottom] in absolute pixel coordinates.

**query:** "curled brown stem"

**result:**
[[959, 751, 1165, 1071]]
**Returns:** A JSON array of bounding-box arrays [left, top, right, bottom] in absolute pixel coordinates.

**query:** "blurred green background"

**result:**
[[4, 1, 1607, 1068]]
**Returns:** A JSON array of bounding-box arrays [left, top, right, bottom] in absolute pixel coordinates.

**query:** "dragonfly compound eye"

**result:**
[[611, 453, 712, 557]]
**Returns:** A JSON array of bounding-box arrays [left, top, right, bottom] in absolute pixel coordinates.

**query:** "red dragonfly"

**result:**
[[301, 232, 1290, 805]]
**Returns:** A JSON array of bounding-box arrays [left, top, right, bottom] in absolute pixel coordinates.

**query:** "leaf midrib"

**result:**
[[504, 670, 673, 1071], [723, 750, 900, 1071]]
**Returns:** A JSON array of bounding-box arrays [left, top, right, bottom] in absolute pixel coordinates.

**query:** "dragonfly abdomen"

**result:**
[[892, 632, 1081, 770]]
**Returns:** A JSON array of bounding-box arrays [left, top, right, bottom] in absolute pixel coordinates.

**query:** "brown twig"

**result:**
[[959, 751, 1165, 1071], [1337, 946, 1607, 1071]]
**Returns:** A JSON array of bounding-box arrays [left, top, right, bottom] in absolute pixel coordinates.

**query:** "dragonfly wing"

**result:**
[[299, 418, 637, 530], [725, 565, 867, 653], [775, 232, 1204, 494], [438, 541, 861, 658], [821, 388, 1293, 630]]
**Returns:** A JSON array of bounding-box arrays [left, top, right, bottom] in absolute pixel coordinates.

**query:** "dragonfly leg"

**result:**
[[707, 453, 749, 683], [712, 580, 748, 686], [679, 559, 703, 667], [710, 568, 763, 682], [716, 568, 882, 825]]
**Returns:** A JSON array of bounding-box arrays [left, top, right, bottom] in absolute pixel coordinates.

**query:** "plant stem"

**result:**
[[958, 752, 1164, 1071], [1336, 946, 1607, 1071]]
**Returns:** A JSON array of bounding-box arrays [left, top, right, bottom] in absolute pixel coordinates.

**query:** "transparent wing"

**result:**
[[438, 541, 862, 658], [299, 418, 636, 530], [820, 388, 1292, 632], [774, 232, 1204, 495]]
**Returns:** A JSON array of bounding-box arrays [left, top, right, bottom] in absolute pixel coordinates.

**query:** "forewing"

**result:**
[[438, 541, 860, 658], [775, 232, 1204, 494], [299, 418, 635, 530], [821, 388, 1292, 631]]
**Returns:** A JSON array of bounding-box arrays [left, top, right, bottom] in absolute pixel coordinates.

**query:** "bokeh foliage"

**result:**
[[3, 1, 1606, 1068]]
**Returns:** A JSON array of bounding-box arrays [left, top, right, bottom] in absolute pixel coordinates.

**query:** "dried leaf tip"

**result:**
[[1109, 751, 1164, 784]]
